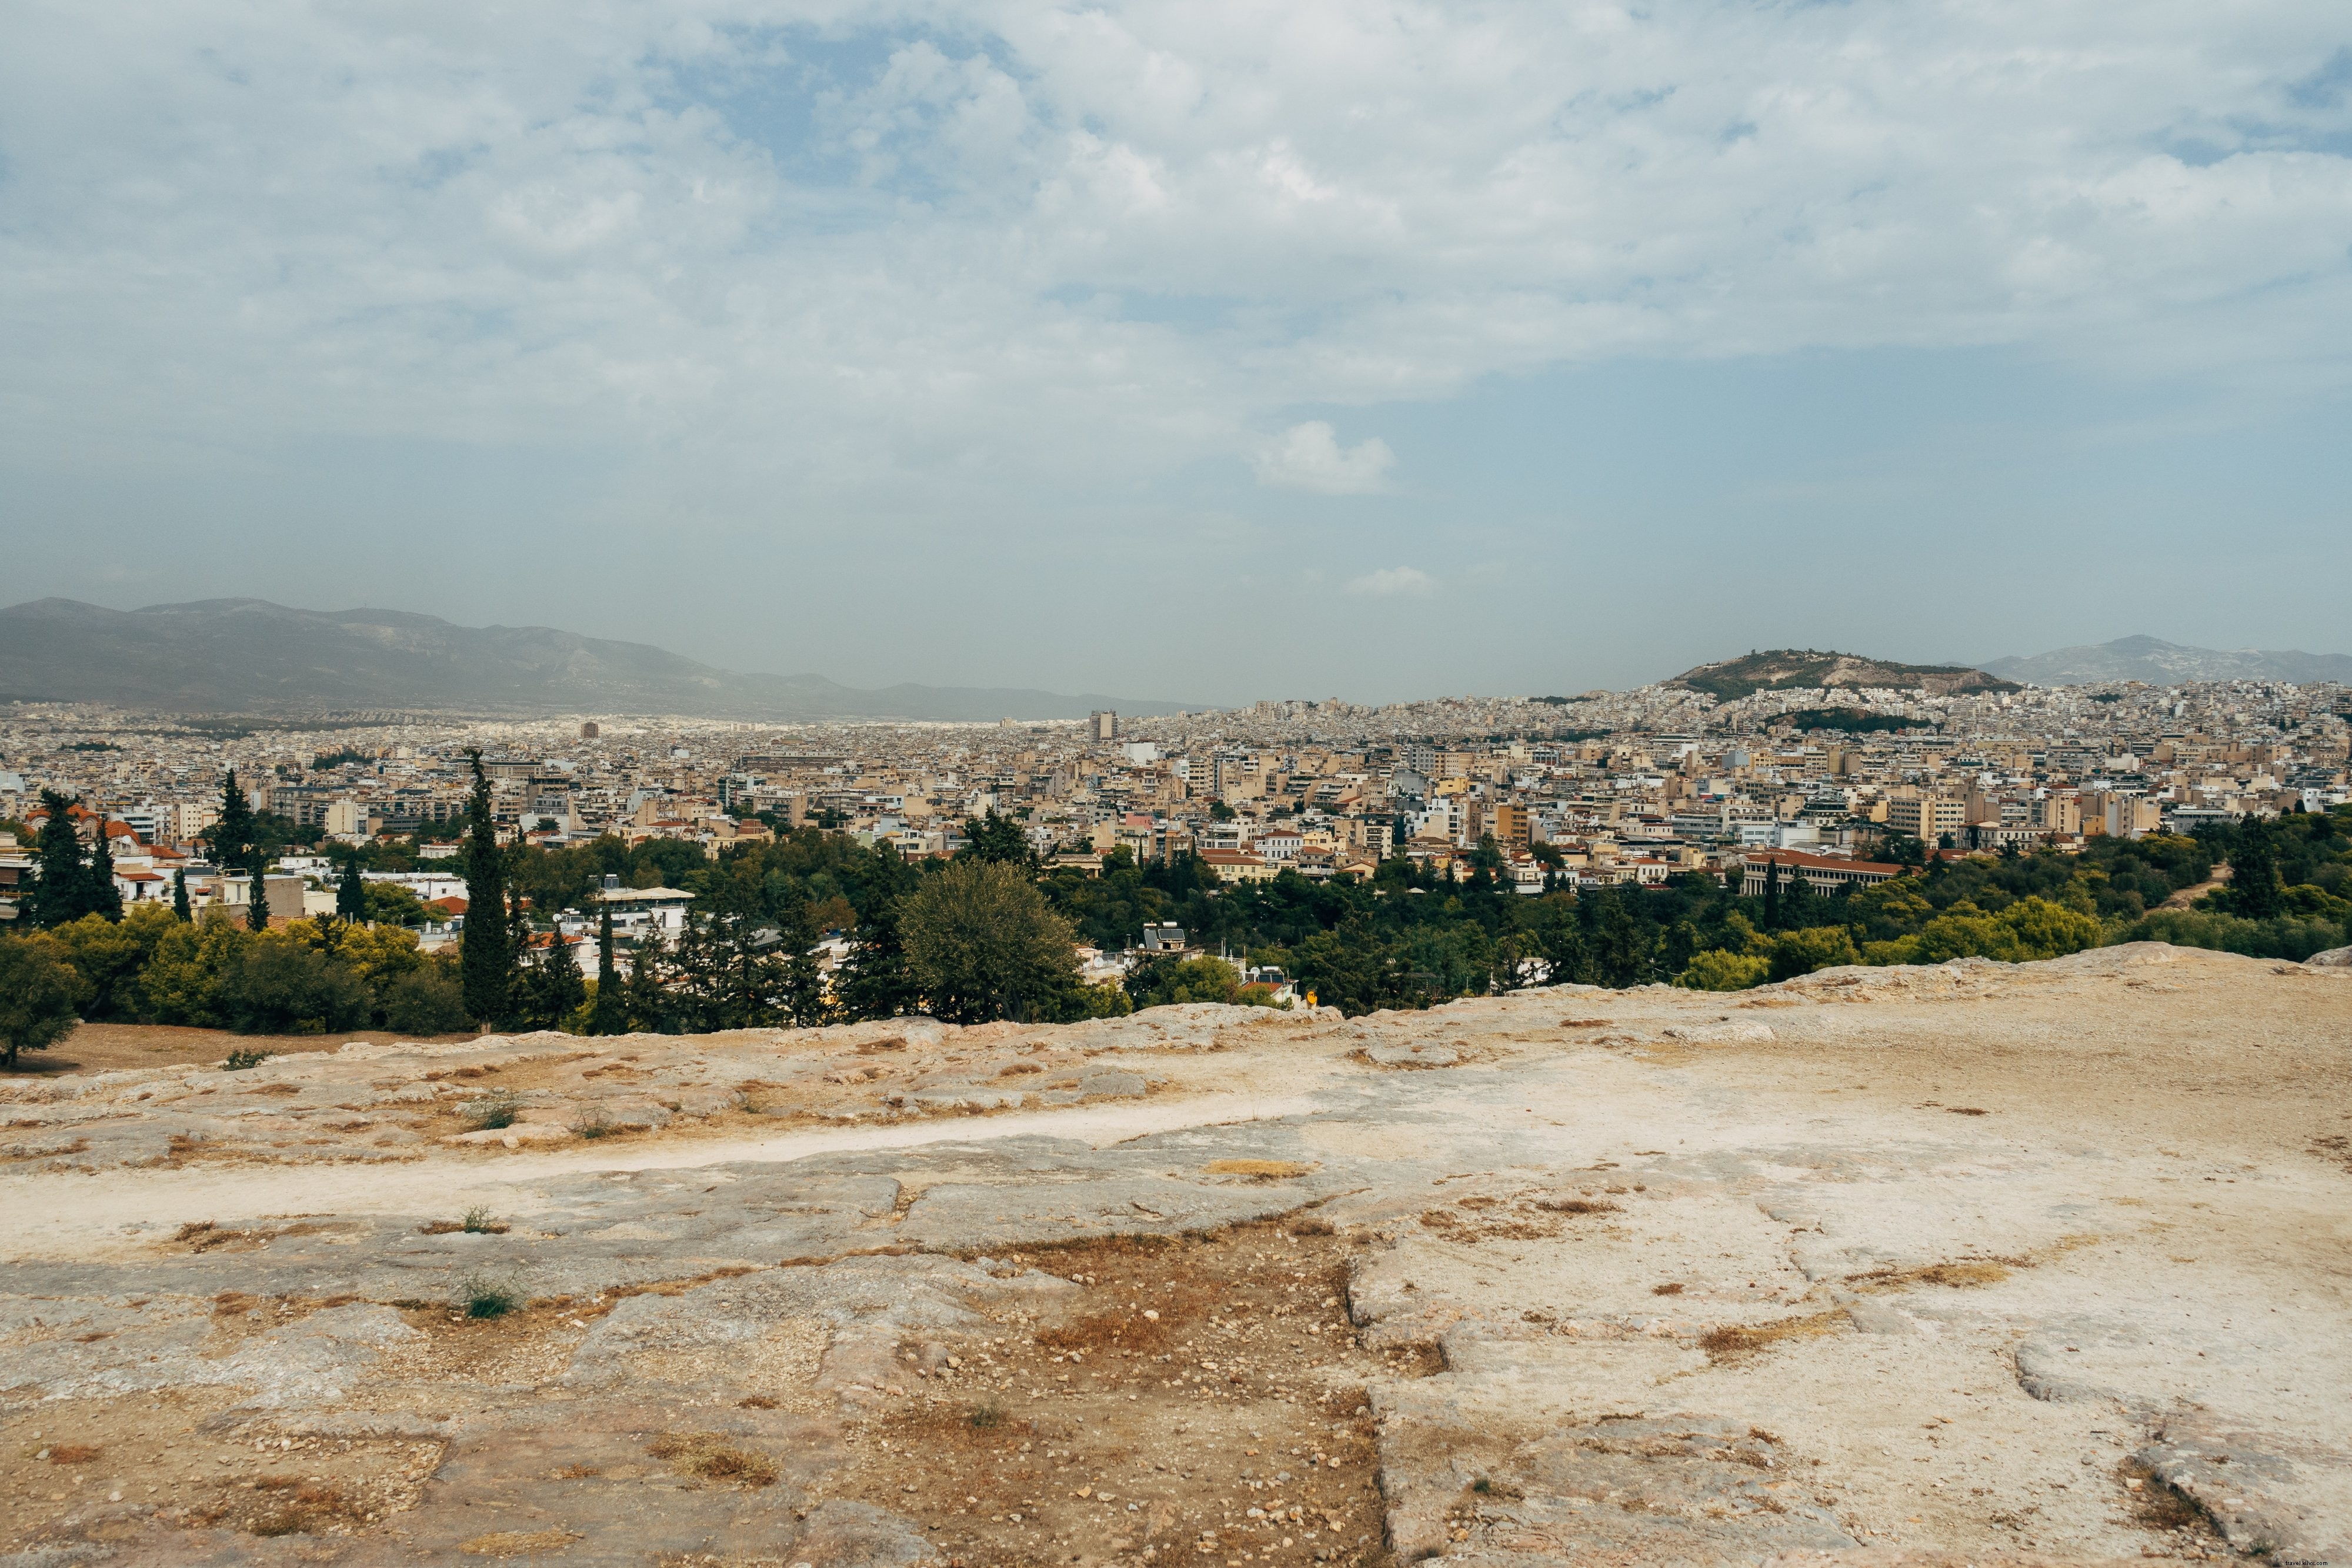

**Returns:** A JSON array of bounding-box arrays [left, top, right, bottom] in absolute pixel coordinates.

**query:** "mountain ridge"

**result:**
[[1981, 635, 2352, 687], [0, 598, 1202, 722]]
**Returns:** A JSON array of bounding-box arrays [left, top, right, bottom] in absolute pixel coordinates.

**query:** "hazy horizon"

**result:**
[[4, 5, 2348, 706]]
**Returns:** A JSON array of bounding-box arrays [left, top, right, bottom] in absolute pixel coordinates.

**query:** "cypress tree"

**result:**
[[28, 789, 91, 928], [87, 816, 123, 922], [336, 855, 366, 922], [245, 845, 272, 932], [458, 749, 512, 1025], [1763, 855, 1782, 930], [589, 902, 627, 1036], [213, 770, 256, 872], [172, 868, 192, 922]]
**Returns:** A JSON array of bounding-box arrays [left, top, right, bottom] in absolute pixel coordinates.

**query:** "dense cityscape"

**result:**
[[5, 659, 2349, 1046]]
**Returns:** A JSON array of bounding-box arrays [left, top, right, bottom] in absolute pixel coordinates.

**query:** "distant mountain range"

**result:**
[[1982, 635, 2352, 687], [1664, 649, 2017, 700], [0, 599, 1200, 722]]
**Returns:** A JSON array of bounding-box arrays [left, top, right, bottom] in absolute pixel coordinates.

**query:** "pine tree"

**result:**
[[28, 789, 91, 928], [336, 855, 366, 922], [530, 929, 588, 1031], [589, 902, 627, 1036], [625, 929, 672, 1033], [458, 750, 512, 1025], [87, 817, 123, 922], [172, 868, 192, 922]]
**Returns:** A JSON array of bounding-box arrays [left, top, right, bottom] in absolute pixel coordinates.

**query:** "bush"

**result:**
[[1767, 925, 1860, 982], [464, 1089, 522, 1130], [2121, 909, 2347, 962], [214, 939, 372, 1035], [384, 970, 469, 1036], [455, 1272, 522, 1319], [1676, 949, 1770, 990], [0, 936, 82, 1068]]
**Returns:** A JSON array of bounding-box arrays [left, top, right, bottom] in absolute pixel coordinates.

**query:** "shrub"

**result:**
[[455, 1272, 522, 1319], [222, 1048, 276, 1070], [1767, 925, 1860, 982], [463, 1089, 522, 1131], [1674, 949, 1770, 990], [2121, 909, 2346, 962], [384, 970, 469, 1036]]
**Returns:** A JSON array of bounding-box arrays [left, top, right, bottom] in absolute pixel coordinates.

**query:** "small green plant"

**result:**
[[463, 1089, 522, 1130], [969, 1402, 1002, 1429], [222, 1049, 275, 1071], [570, 1111, 618, 1140], [456, 1272, 522, 1319], [461, 1206, 497, 1234]]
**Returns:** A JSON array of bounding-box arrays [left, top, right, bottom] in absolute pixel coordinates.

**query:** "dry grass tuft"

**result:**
[[1539, 1198, 1619, 1215], [1204, 1159, 1312, 1179], [1947, 1106, 1990, 1116], [645, 1432, 777, 1488], [462, 1529, 586, 1557], [46, 1443, 102, 1464], [1697, 1309, 1848, 1362], [1847, 1259, 2014, 1292], [1652, 1282, 1685, 1296]]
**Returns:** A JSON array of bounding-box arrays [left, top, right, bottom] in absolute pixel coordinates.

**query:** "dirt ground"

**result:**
[[6, 1022, 481, 1077]]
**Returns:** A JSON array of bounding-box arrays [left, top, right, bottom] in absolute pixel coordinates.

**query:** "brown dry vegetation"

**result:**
[[829, 1220, 1399, 1568]]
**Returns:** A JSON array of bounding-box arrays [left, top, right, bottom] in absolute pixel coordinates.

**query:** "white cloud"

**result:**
[[1252, 421, 1395, 494], [1346, 565, 1436, 598], [0, 1, 2347, 518]]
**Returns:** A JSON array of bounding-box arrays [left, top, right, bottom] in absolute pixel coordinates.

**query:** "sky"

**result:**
[[2, 2, 2348, 706]]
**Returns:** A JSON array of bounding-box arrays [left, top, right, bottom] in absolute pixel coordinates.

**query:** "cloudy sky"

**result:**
[[3, 2, 2348, 705]]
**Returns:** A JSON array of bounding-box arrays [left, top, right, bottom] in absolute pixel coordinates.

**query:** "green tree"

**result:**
[[516, 931, 587, 1032], [86, 819, 123, 922], [589, 902, 628, 1035], [1767, 923, 1860, 982], [336, 856, 366, 922], [458, 750, 513, 1024], [245, 843, 271, 933], [900, 859, 1079, 1023], [960, 812, 1038, 870], [211, 770, 256, 872], [1676, 949, 1771, 990], [0, 936, 82, 1067], [2228, 819, 2284, 920], [625, 930, 674, 1033], [26, 790, 93, 928], [835, 869, 922, 1022], [172, 868, 192, 922], [215, 938, 371, 1035]]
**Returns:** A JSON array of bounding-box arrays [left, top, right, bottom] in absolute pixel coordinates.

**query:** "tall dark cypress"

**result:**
[[458, 749, 512, 1025], [213, 770, 256, 872], [172, 868, 192, 922], [246, 843, 272, 932], [87, 817, 123, 922], [1763, 856, 1782, 929], [28, 789, 91, 928], [589, 902, 626, 1035], [336, 855, 366, 922]]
